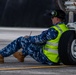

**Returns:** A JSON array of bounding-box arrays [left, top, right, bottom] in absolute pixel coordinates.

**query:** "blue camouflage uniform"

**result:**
[[0, 23, 63, 65]]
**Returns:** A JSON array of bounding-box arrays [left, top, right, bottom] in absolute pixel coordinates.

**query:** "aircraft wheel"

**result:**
[[58, 30, 76, 65], [57, 0, 67, 12]]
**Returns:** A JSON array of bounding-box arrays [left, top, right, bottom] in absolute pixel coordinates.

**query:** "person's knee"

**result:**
[[17, 36, 24, 39], [17, 36, 24, 41]]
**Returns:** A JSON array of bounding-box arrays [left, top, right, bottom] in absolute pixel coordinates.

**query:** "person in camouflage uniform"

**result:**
[[0, 10, 69, 65]]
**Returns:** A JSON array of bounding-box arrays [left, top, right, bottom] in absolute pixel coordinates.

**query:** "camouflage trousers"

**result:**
[[0, 37, 53, 65]]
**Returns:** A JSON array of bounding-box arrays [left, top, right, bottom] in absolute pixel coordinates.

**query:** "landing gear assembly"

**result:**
[[57, 0, 76, 65]]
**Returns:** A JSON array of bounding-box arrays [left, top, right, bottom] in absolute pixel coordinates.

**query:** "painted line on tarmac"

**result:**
[[0, 65, 69, 71]]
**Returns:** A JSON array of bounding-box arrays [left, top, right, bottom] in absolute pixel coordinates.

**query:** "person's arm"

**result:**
[[27, 28, 58, 44]]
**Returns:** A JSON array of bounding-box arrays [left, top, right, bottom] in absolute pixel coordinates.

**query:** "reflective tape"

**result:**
[[55, 25, 63, 33], [46, 41, 58, 46], [44, 48, 58, 54]]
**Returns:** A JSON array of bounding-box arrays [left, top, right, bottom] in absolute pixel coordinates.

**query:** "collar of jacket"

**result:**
[[54, 22, 64, 26]]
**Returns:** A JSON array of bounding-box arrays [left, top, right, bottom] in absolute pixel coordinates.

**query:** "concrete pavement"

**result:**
[[0, 56, 76, 75]]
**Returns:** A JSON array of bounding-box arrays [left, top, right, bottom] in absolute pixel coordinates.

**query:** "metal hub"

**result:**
[[71, 39, 76, 58]]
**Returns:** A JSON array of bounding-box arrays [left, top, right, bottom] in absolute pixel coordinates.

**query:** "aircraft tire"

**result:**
[[58, 30, 76, 65], [57, 0, 66, 12]]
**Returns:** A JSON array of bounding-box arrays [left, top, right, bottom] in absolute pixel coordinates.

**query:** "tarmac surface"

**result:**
[[0, 55, 76, 75], [0, 27, 76, 75]]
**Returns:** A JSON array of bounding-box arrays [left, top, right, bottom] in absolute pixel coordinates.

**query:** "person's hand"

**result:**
[[24, 35, 29, 38], [24, 31, 32, 38], [74, 2, 76, 6]]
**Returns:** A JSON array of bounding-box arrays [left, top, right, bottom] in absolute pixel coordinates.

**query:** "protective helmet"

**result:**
[[48, 9, 66, 20]]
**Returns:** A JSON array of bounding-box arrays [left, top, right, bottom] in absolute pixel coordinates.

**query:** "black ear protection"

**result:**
[[51, 10, 58, 17], [46, 9, 66, 20], [51, 10, 65, 20]]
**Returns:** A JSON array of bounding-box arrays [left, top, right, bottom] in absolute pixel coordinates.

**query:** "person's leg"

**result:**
[[21, 44, 53, 65], [0, 36, 29, 63], [13, 43, 29, 62]]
